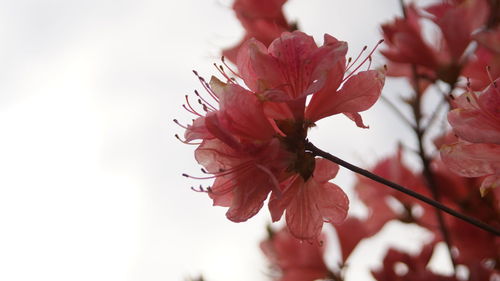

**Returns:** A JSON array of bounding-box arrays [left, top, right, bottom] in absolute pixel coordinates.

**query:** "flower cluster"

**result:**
[[179, 0, 500, 279], [179, 30, 385, 241]]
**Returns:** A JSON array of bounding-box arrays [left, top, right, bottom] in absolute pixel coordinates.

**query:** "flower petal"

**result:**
[[312, 158, 339, 183], [306, 70, 384, 122], [226, 170, 273, 222], [285, 178, 323, 240], [440, 142, 500, 177], [216, 80, 276, 141], [315, 182, 349, 225], [237, 38, 284, 94]]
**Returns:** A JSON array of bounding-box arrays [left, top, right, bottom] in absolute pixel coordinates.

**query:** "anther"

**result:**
[[173, 120, 188, 129]]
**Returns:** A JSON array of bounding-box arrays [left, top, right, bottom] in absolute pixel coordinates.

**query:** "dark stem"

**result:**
[[411, 68, 457, 270], [305, 141, 500, 236]]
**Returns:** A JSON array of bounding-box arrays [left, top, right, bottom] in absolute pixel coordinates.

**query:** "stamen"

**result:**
[[184, 95, 202, 117], [345, 46, 367, 72], [195, 90, 217, 111], [486, 65, 497, 89], [175, 134, 201, 145], [343, 39, 384, 82], [193, 69, 219, 100], [221, 56, 243, 80], [213, 63, 233, 83], [173, 119, 188, 129], [191, 185, 208, 193]]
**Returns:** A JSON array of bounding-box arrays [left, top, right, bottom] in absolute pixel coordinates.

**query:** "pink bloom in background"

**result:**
[[381, 0, 489, 85], [371, 243, 458, 281], [425, 0, 489, 61], [260, 227, 330, 281], [463, 26, 500, 90], [381, 5, 440, 71], [441, 79, 500, 194], [223, 0, 293, 63]]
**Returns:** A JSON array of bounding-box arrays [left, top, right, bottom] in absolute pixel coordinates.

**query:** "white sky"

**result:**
[[0, 1, 441, 280]]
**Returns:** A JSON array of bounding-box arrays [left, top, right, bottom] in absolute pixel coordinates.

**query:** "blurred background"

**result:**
[[0, 0, 440, 280]]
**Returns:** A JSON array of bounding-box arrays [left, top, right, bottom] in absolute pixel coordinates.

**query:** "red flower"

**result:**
[[260, 227, 330, 281]]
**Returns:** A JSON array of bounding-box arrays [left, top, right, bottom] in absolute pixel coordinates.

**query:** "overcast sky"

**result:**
[[0, 1, 443, 280]]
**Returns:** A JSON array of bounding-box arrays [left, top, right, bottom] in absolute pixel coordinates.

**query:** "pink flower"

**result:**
[[441, 79, 500, 194], [260, 227, 330, 281], [425, 0, 489, 61], [381, 5, 440, 70], [381, 1, 489, 85], [462, 26, 500, 90], [222, 0, 293, 63], [237, 31, 384, 125], [371, 243, 458, 281], [180, 31, 385, 240], [182, 77, 291, 222], [269, 158, 349, 241]]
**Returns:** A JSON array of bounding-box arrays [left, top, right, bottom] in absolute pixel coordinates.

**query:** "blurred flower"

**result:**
[[371, 243, 458, 281], [223, 0, 293, 63], [463, 26, 500, 90], [381, 0, 489, 86], [261, 227, 331, 281]]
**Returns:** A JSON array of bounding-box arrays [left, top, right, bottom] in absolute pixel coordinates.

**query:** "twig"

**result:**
[[305, 141, 500, 236], [380, 95, 416, 129]]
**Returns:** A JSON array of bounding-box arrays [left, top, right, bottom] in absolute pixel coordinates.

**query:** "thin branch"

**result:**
[[305, 141, 500, 236], [421, 97, 448, 134], [380, 95, 416, 129]]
